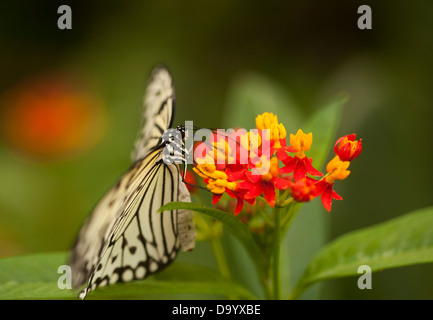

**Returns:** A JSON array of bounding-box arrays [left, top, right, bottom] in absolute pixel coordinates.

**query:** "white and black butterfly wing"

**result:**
[[69, 149, 160, 290], [132, 66, 175, 161], [69, 66, 195, 299], [74, 156, 194, 299]]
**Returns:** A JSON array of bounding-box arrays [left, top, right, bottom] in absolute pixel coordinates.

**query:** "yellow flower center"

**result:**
[[256, 112, 279, 130], [325, 155, 351, 183], [290, 129, 312, 158], [193, 160, 237, 194], [206, 178, 227, 194], [270, 123, 286, 149], [193, 161, 217, 179]]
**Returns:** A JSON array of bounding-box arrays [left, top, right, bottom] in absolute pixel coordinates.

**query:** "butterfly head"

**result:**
[[160, 125, 187, 144], [176, 125, 189, 141], [160, 125, 190, 164]]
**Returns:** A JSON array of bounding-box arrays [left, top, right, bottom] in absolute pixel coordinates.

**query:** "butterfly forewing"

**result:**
[[132, 67, 175, 162]]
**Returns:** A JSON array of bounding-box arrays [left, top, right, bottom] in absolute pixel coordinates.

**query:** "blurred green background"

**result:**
[[0, 1, 432, 299]]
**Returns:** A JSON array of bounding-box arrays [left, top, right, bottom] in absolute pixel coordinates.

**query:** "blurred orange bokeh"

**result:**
[[1, 74, 106, 160]]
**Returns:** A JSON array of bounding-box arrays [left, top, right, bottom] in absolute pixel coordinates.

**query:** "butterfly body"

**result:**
[[69, 67, 195, 299]]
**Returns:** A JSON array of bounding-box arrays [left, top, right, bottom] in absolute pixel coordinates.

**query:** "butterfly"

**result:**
[[69, 66, 196, 299]]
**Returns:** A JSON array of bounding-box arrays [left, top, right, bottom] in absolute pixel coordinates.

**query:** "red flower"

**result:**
[[239, 157, 292, 207], [215, 187, 255, 215], [313, 180, 343, 212], [313, 156, 350, 212], [334, 134, 362, 161], [291, 177, 317, 202], [275, 143, 296, 162], [280, 155, 323, 181], [181, 170, 198, 193], [278, 129, 322, 181]]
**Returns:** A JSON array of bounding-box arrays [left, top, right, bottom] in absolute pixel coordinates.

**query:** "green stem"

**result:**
[[279, 197, 294, 208], [211, 236, 238, 300], [211, 237, 231, 280], [279, 189, 291, 202], [273, 205, 281, 300], [281, 205, 295, 231], [287, 283, 305, 300], [257, 206, 274, 227], [262, 277, 272, 300]]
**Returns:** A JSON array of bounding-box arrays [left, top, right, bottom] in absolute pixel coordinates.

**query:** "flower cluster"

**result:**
[[192, 112, 362, 214]]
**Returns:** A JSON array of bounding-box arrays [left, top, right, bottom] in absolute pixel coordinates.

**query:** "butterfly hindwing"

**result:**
[[77, 159, 190, 299], [69, 149, 160, 290]]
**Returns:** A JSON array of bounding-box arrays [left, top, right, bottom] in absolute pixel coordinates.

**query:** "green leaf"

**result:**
[[88, 280, 255, 299], [159, 202, 265, 280], [302, 94, 346, 169], [291, 206, 433, 299], [0, 252, 76, 299], [88, 262, 256, 299], [0, 252, 255, 299]]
